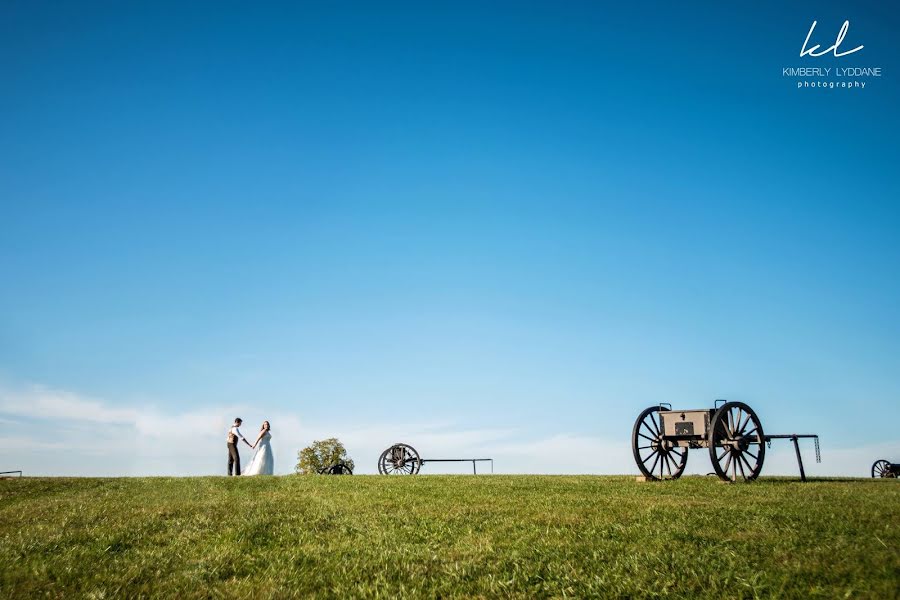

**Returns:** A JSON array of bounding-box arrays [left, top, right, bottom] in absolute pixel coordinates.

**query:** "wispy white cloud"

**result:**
[[0, 383, 139, 424], [0, 435, 67, 451]]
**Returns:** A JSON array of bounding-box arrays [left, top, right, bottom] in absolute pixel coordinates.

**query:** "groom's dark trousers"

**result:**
[[227, 442, 241, 476]]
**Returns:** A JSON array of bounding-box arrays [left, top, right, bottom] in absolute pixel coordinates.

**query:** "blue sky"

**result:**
[[1, 2, 898, 475]]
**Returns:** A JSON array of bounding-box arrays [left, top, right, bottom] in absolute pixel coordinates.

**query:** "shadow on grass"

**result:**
[[755, 476, 880, 484]]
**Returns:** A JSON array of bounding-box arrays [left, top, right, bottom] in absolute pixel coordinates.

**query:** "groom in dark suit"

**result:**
[[227, 418, 253, 476]]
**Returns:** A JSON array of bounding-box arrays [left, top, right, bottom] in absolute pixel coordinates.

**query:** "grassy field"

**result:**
[[1, 476, 897, 598]]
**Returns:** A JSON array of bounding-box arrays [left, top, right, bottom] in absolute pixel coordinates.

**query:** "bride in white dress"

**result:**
[[243, 421, 274, 476]]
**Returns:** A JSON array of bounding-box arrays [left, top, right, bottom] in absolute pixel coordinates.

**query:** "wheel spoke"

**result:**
[[739, 453, 754, 473], [669, 448, 684, 475], [648, 453, 660, 475], [638, 432, 655, 442], [736, 455, 747, 479], [744, 448, 758, 461], [722, 452, 732, 473], [642, 449, 659, 464], [736, 412, 750, 435]]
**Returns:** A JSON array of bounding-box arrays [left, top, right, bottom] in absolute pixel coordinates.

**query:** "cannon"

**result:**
[[871, 459, 900, 478], [377, 442, 493, 475], [632, 400, 820, 482], [316, 463, 353, 475]]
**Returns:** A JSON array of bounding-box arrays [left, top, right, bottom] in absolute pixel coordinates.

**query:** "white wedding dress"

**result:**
[[243, 432, 274, 476]]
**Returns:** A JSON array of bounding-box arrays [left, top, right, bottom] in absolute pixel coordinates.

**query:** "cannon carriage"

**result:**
[[632, 400, 820, 482], [316, 462, 353, 475], [871, 459, 900, 478], [377, 442, 493, 475]]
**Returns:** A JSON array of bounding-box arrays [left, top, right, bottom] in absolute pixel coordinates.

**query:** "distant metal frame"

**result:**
[[764, 434, 821, 481], [0, 471, 23, 477], [419, 457, 494, 475]]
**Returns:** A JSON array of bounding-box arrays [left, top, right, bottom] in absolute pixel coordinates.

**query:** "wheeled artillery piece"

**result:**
[[377, 442, 493, 475], [871, 459, 900, 478], [632, 400, 820, 482], [316, 463, 353, 475]]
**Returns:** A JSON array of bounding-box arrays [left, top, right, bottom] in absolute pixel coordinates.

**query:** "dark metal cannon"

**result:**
[[316, 463, 353, 475], [871, 459, 900, 478], [377, 442, 493, 475], [632, 400, 820, 482]]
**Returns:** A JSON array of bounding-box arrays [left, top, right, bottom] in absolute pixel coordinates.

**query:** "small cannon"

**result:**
[[377, 442, 493, 475], [632, 400, 820, 482], [316, 463, 353, 475], [871, 459, 900, 478]]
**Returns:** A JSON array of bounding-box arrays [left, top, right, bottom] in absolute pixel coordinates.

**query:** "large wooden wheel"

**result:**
[[871, 459, 894, 478], [378, 443, 421, 475], [709, 401, 765, 482], [632, 406, 688, 480]]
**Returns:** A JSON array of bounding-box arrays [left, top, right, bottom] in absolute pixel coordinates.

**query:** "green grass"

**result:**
[[1, 476, 897, 598]]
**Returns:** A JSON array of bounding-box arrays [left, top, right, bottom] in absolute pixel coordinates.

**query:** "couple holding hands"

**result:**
[[226, 418, 274, 476]]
